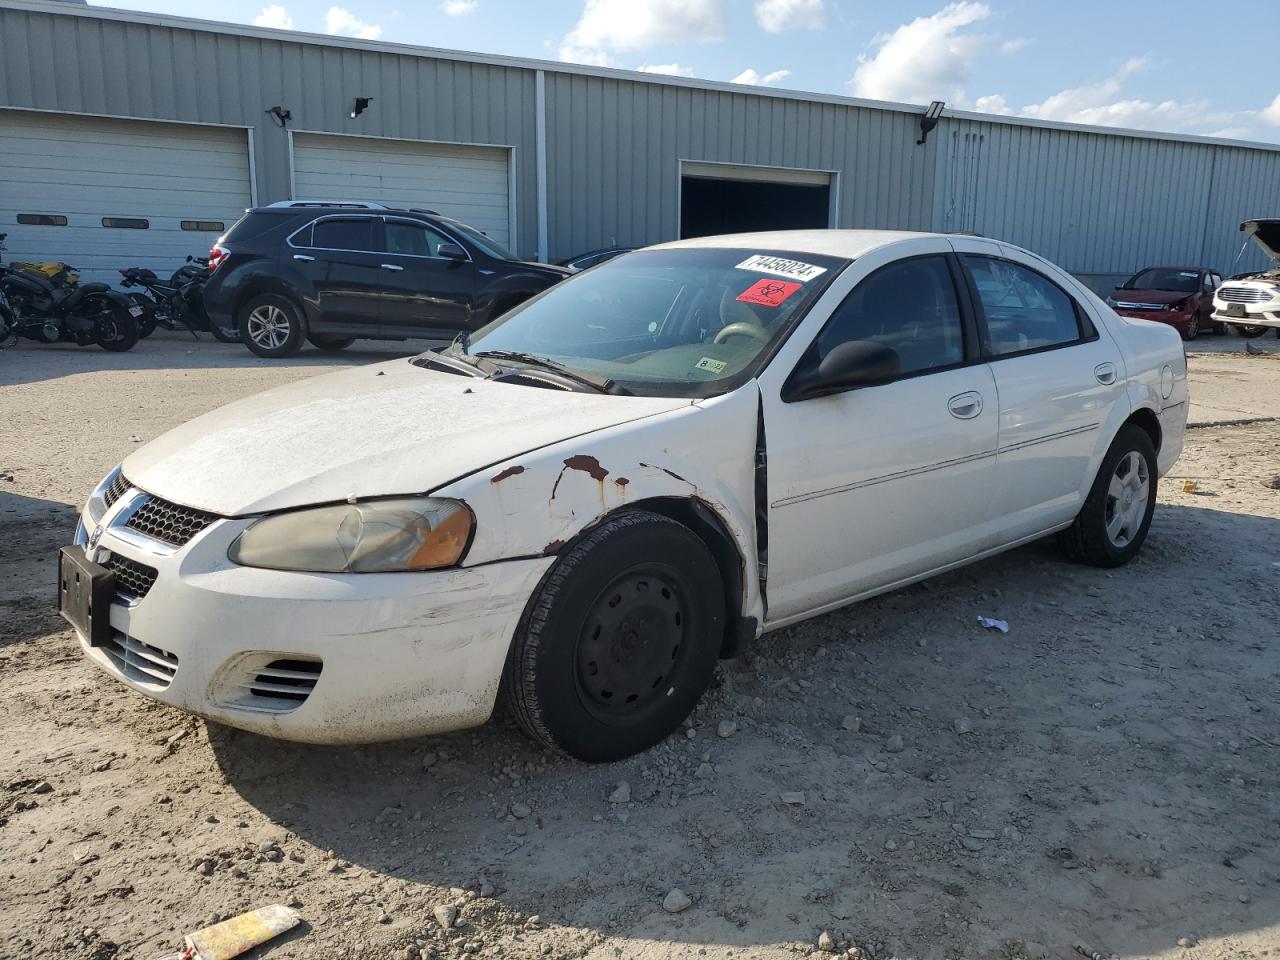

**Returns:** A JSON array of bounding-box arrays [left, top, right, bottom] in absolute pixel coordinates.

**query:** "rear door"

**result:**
[[958, 247, 1126, 542], [298, 215, 384, 331], [376, 218, 477, 335]]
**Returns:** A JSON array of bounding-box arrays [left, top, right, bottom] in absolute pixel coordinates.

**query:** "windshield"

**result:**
[[443, 219, 518, 261], [453, 248, 848, 398], [1124, 268, 1200, 293]]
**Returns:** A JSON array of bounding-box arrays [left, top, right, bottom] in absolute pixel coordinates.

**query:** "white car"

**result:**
[[1212, 219, 1280, 338], [61, 230, 1188, 761]]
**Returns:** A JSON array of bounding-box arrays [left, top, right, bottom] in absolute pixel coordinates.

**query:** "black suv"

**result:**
[[203, 202, 569, 358]]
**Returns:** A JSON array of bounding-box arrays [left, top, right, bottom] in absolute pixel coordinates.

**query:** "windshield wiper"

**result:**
[[411, 342, 501, 379], [474, 350, 630, 395]]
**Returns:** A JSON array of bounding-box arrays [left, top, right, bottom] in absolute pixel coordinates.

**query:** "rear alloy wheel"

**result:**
[[91, 303, 140, 353], [1060, 425, 1157, 568], [307, 333, 356, 352], [240, 294, 304, 358], [503, 510, 725, 761], [1227, 322, 1269, 339]]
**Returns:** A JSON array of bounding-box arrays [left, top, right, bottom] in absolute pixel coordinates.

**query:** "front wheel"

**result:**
[[1180, 312, 1200, 341], [502, 511, 725, 761], [1060, 425, 1157, 568], [1227, 322, 1269, 339], [240, 294, 304, 358], [307, 333, 355, 351]]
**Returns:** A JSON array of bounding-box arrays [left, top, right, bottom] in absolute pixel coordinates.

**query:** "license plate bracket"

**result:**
[[1226, 303, 1246, 317], [58, 547, 115, 647]]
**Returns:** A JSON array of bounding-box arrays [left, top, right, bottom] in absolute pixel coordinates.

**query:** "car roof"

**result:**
[[654, 229, 947, 259], [1131, 265, 1209, 272]]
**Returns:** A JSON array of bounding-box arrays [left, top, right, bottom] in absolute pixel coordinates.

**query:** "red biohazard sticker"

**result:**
[[736, 278, 803, 307]]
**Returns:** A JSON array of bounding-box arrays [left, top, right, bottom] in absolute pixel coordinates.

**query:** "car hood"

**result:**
[[1110, 288, 1192, 305], [1242, 219, 1280, 261], [122, 359, 691, 516]]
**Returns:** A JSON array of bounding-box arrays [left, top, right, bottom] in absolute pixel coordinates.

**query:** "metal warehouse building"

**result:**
[[3, 0, 1280, 287]]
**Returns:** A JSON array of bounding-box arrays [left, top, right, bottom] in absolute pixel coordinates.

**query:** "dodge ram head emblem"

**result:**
[[88, 525, 104, 551]]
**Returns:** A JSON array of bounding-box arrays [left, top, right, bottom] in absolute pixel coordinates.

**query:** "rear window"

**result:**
[[222, 211, 290, 243]]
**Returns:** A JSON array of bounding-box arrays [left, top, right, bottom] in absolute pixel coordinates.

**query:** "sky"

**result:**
[[94, 0, 1280, 144]]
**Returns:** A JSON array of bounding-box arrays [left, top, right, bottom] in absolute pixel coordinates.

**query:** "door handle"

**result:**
[[1094, 362, 1117, 385], [380, 263, 404, 272], [292, 254, 314, 262], [947, 391, 983, 420]]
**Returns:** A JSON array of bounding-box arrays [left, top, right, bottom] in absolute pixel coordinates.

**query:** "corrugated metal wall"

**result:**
[[1, 1, 1278, 270], [0, 4, 540, 255], [543, 73, 936, 256]]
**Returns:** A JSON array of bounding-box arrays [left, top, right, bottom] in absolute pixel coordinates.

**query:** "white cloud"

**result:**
[[755, 0, 824, 33], [999, 37, 1029, 54], [325, 6, 383, 39], [638, 63, 695, 76], [975, 61, 1279, 143], [1263, 93, 1280, 126], [731, 67, 791, 86], [849, 2, 990, 105], [442, 0, 477, 14], [560, 0, 723, 66], [253, 4, 294, 29]]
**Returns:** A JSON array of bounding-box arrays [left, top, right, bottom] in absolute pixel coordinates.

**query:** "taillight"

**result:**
[[208, 243, 229, 272]]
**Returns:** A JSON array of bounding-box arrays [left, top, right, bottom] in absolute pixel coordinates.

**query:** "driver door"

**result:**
[[758, 241, 1000, 623]]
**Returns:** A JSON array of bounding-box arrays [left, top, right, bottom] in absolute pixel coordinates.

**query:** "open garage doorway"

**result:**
[[679, 161, 835, 239]]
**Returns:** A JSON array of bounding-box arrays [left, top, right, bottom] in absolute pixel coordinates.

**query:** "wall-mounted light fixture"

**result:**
[[266, 106, 292, 127], [350, 97, 373, 120], [917, 100, 945, 145]]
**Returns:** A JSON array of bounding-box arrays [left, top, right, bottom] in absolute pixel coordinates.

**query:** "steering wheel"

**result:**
[[713, 321, 769, 345]]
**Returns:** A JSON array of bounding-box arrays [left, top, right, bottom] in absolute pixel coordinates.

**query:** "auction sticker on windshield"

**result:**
[[736, 255, 828, 282], [736, 278, 803, 307]]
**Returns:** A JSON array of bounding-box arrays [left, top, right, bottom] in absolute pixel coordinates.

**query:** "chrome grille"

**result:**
[[1218, 286, 1273, 304], [244, 659, 322, 713], [103, 632, 179, 688], [103, 471, 131, 510], [125, 496, 219, 547], [100, 552, 158, 601], [1114, 301, 1165, 311]]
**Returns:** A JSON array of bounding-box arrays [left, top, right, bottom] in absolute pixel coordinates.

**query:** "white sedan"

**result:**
[[61, 230, 1188, 761]]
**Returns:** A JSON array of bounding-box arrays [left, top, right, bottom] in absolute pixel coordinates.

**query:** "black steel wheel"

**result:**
[[503, 510, 725, 761], [89, 301, 140, 352]]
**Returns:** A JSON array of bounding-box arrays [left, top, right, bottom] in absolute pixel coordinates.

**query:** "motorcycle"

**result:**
[[118, 261, 235, 342], [0, 236, 140, 352]]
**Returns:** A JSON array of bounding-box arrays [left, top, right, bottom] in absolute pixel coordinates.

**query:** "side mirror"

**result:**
[[783, 340, 901, 402], [437, 242, 467, 261]]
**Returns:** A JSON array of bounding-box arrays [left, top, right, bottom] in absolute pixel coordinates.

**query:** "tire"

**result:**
[[502, 510, 725, 762], [307, 333, 356, 351], [239, 293, 305, 358], [93, 305, 140, 352], [1227, 322, 1269, 339], [1180, 312, 1200, 341], [1060, 424, 1158, 568]]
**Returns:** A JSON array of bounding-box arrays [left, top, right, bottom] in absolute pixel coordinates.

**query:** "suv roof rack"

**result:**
[[408, 208, 440, 216], [266, 200, 389, 210]]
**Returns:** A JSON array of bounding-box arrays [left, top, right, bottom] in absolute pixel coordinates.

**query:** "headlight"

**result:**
[[1166, 299, 1188, 312], [228, 497, 473, 573], [86, 465, 123, 524]]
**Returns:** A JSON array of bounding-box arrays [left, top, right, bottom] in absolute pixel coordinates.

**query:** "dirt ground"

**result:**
[[1, 333, 1278, 960]]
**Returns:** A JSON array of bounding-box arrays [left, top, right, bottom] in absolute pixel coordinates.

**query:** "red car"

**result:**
[[1106, 266, 1222, 341]]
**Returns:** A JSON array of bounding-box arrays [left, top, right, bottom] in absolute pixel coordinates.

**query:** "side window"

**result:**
[[310, 217, 377, 252], [815, 255, 965, 377], [963, 256, 1084, 357], [1210, 272, 1222, 290], [383, 220, 453, 257]]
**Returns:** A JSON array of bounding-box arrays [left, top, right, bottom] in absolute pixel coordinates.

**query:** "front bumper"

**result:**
[[1113, 308, 1195, 331], [1211, 307, 1280, 329], [73, 495, 553, 744]]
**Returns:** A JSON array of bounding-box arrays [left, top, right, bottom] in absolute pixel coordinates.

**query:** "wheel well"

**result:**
[[233, 280, 304, 324], [1125, 407, 1162, 453], [613, 497, 751, 660]]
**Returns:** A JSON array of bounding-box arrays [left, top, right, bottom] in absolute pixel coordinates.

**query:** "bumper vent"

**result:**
[[104, 632, 179, 688], [125, 496, 220, 547], [101, 552, 158, 601], [244, 659, 323, 713], [103, 472, 132, 510], [1219, 286, 1272, 304]]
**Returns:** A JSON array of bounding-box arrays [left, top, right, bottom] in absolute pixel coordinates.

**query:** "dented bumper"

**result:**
[[75, 505, 552, 744]]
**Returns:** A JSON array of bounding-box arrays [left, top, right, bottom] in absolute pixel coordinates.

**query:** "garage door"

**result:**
[[291, 133, 512, 249], [0, 111, 252, 286]]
